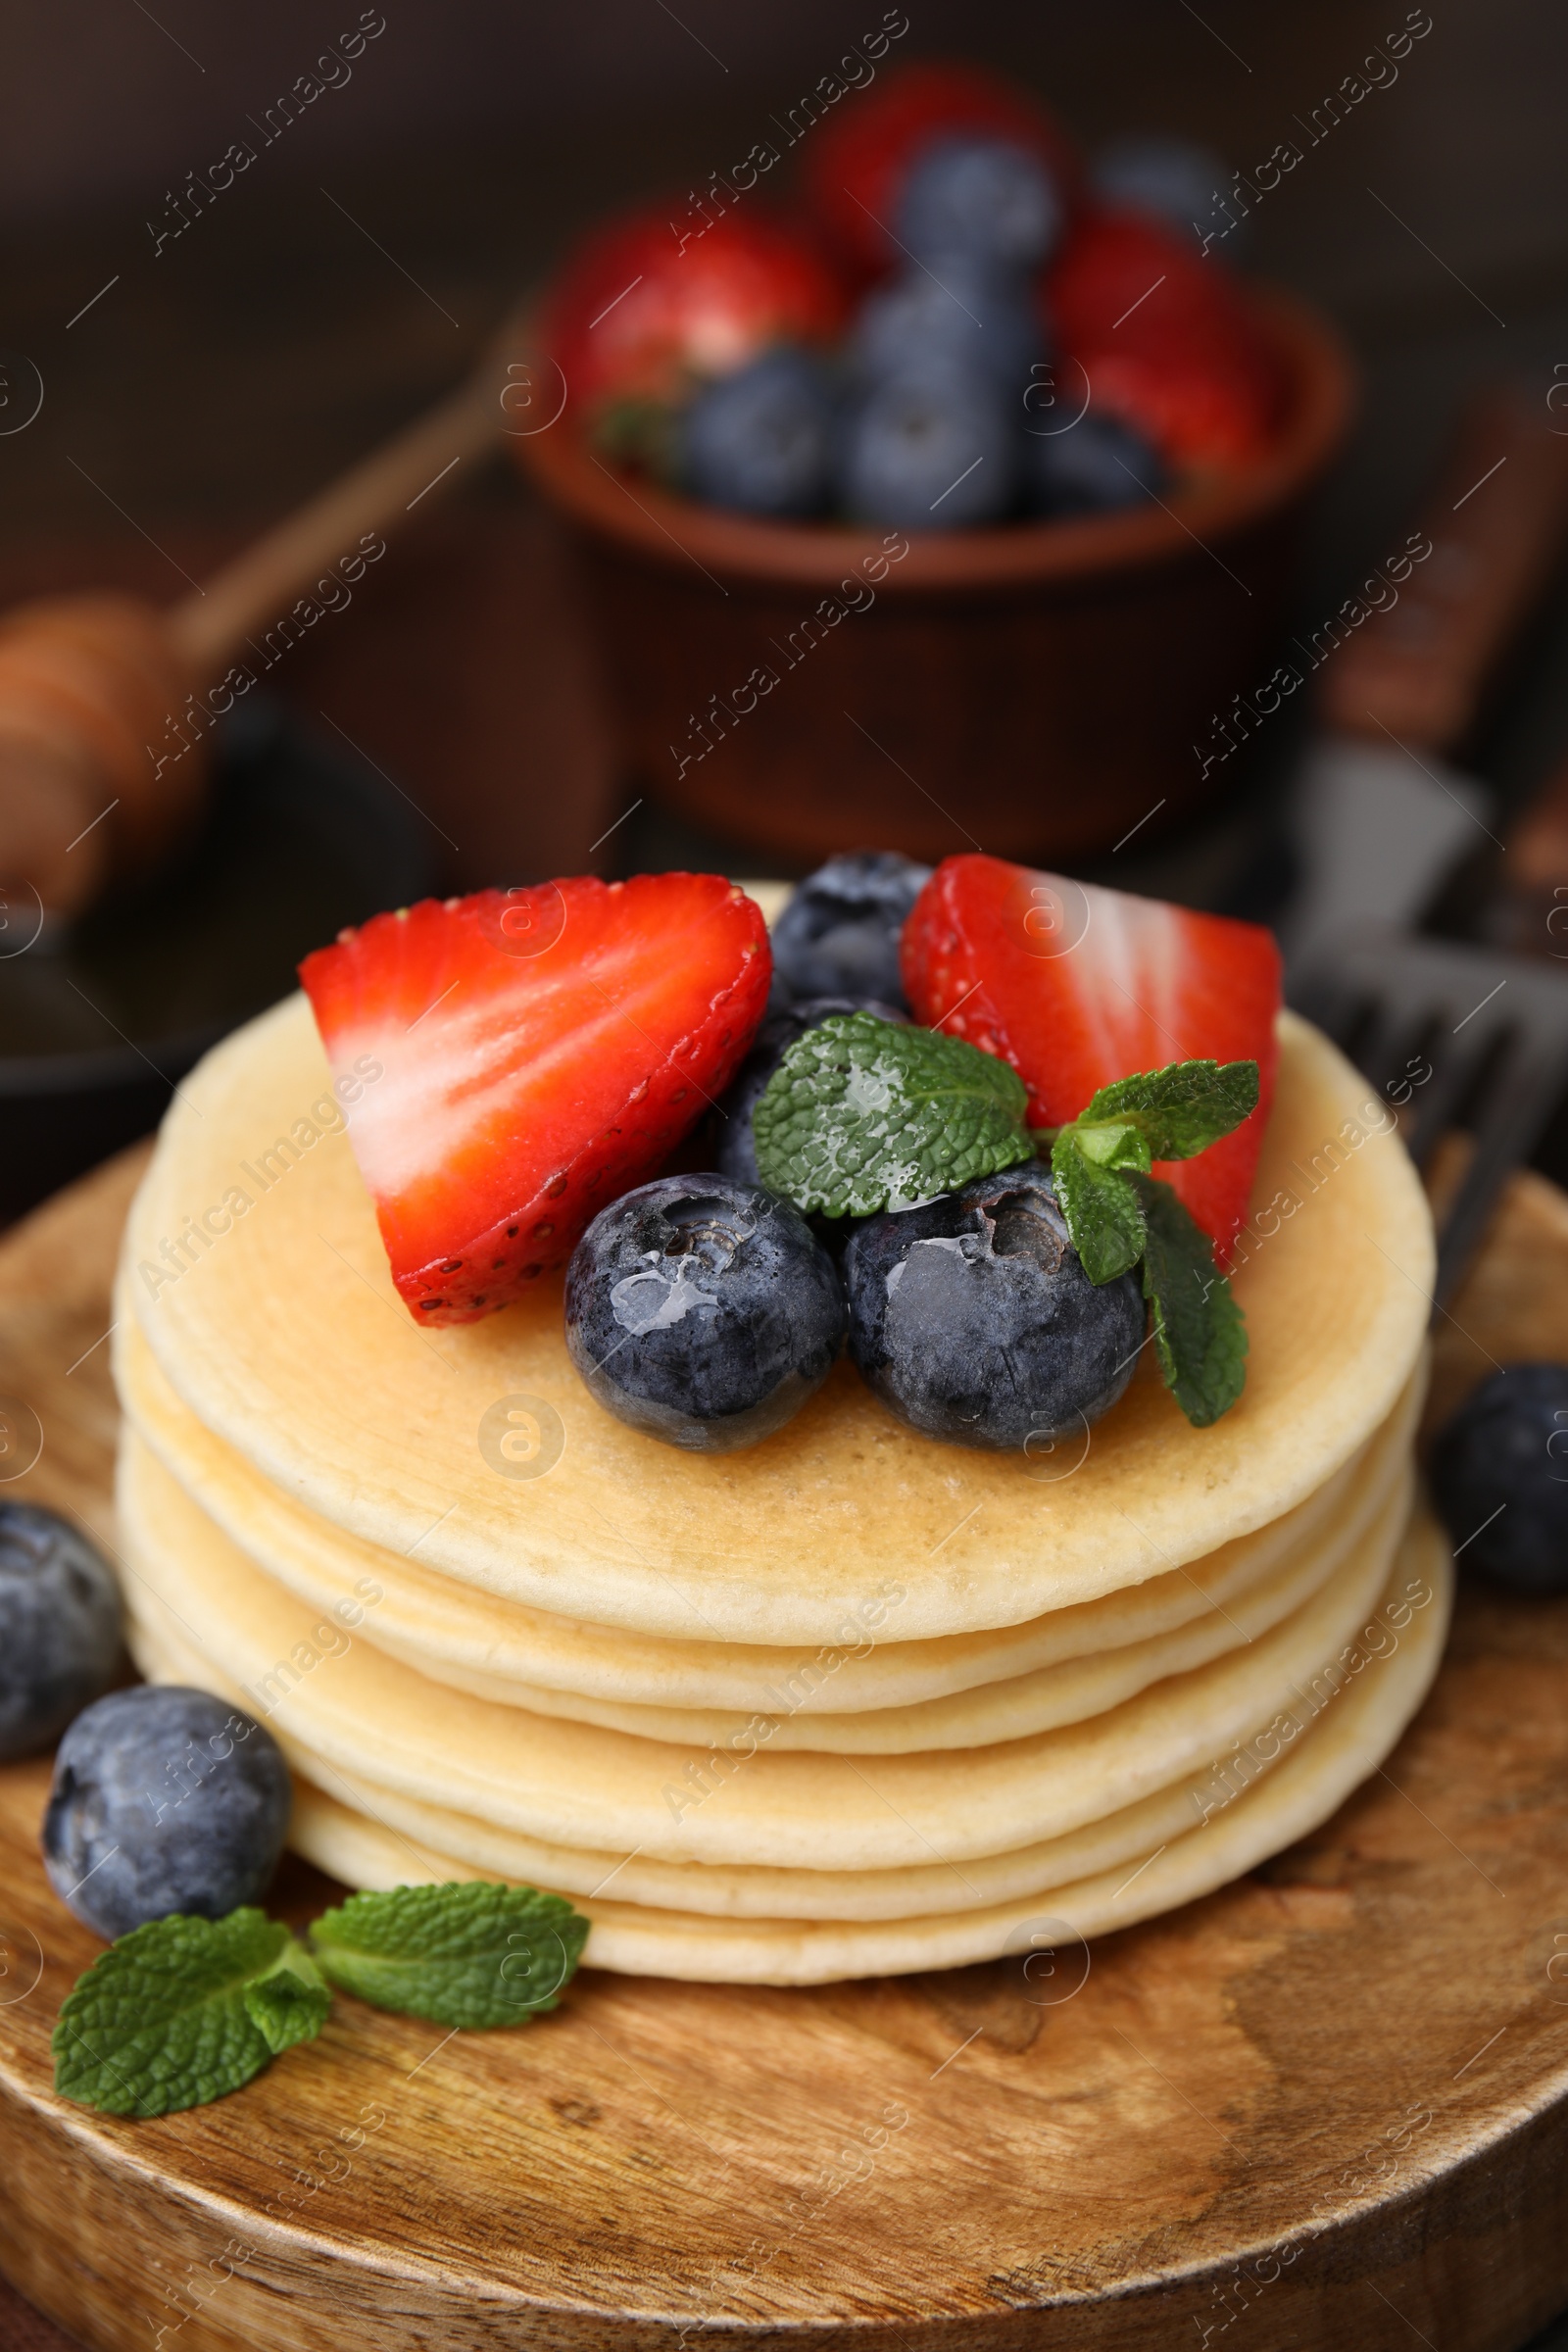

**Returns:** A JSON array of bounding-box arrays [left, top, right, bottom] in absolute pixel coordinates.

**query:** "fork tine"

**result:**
[[1290, 924, 1568, 1311], [1434, 1043, 1568, 1304], [1402, 1027, 1494, 1169], [1356, 1002, 1435, 1117]]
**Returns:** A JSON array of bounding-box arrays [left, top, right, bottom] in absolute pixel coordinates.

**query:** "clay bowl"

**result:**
[[517, 286, 1354, 869]]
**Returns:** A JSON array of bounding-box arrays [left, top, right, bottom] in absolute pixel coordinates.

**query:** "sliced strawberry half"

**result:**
[[902, 855, 1281, 1261], [300, 874, 770, 1325]]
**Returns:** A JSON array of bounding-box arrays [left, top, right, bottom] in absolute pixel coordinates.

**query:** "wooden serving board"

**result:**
[[4, 1146, 1568, 2352]]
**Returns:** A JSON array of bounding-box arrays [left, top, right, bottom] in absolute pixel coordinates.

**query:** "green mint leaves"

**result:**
[[753, 1012, 1035, 1217], [1060, 1059, 1261, 1166], [245, 1934, 335, 2054], [53, 1882, 588, 2117], [1132, 1174, 1250, 1429], [752, 1027, 1256, 1427], [52, 1909, 327, 2118], [1048, 1059, 1257, 1427], [310, 1883, 588, 2028]]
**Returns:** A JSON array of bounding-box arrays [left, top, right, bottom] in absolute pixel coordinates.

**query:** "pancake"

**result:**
[[132, 1524, 1452, 1981], [127, 1604, 1297, 1918], [115, 1432, 1422, 1872], [117, 1309, 1424, 1720], [120, 994, 1433, 1645], [120, 1426, 1412, 1751]]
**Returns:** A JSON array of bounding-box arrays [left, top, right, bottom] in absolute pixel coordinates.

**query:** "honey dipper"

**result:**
[[0, 328, 522, 918]]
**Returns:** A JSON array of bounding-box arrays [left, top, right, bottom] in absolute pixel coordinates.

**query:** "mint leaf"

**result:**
[[753, 1012, 1034, 1218], [1131, 1174, 1248, 1427], [244, 1938, 331, 2054], [310, 1883, 588, 2028], [52, 1909, 322, 2117], [1072, 1059, 1259, 1163], [1050, 1132, 1147, 1283]]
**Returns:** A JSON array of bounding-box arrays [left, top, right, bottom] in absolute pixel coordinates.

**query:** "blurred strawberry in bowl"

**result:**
[[1047, 205, 1280, 469], [537, 206, 849, 469]]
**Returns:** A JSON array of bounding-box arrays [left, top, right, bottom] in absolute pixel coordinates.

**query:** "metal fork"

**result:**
[[1290, 927, 1568, 1307]]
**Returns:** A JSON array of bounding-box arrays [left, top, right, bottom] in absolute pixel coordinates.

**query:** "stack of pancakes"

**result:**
[[112, 987, 1449, 1984]]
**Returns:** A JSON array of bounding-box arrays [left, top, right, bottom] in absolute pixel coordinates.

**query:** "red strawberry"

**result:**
[[538, 206, 848, 428], [803, 59, 1079, 279], [1048, 205, 1279, 467], [901, 856, 1281, 1261], [299, 875, 770, 1326]]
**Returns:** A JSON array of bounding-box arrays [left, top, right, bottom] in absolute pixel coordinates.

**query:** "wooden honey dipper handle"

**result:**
[[0, 312, 524, 915]]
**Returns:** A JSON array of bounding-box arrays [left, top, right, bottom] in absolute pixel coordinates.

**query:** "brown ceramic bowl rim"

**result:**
[[515, 282, 1355, 595]]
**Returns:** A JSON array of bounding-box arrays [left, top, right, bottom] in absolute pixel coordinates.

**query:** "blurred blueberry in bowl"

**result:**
[[1027, 413, 1168, 516], [1092, 135, 1235, 245], [771, 853, 931, 1006], [840, 363, 1015, 531], [898, 135, 1064, 271], [678, 349, 836, 517], [852, 258, 1047, 400]]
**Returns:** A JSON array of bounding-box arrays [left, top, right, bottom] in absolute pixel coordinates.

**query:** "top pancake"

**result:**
[[122, 992, 1432, 1644]]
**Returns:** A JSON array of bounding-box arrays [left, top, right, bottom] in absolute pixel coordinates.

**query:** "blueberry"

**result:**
[[845, 1167, 1145, 1450], [678, 350, 836, 517], [43, 1687, 291, 1940], [897, 136, 1064, 271], [0, 1504, 121, 1761], [772, 853, 932, 1006], [715, 997, 906, 1187], [1429, 1364, 1568, 1595], [852, 258, 1047, 400], [1092, 135, 1234, 244], [839, 362, 1016, 530], [1028, 414, 1168, 517], [564, 1176, 845, 1451]]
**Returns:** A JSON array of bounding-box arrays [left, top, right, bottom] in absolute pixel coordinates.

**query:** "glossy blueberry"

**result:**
[[0, 1503, 121, 1762], [771, 853, 932, 1007], [1028, 414, 1167, 517], [679, 350, 836, 517], [852, 258, 1046, 400], [839, 362, 1016, 530], [1429, 1363, 1568, 1595], [564, 1176, 846, 1451], [897, 136, 1064, 270], [714, 996, 906, 1187], [1091, 135, 1233, 242], [42, 1686, 291, 1939], [845, 1167, 1145, 1450]]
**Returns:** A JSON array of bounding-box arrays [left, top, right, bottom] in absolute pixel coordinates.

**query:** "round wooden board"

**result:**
[[4, 1144, 1568, 2352]]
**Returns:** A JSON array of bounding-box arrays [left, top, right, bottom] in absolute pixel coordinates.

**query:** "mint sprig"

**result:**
[[53, 1881, 590, 2115], [1048, 1057, 1258, 1428], [1053, 1059, 1260, 1165], [52, 1908, 327, 2117], [310, 1882, 588, 2028], [753, 1012, 1034, 1216], [1131, 1173, 1249, 1427]]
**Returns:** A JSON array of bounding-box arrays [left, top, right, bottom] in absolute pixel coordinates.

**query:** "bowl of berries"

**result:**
[[514, 61, 1354, 870]]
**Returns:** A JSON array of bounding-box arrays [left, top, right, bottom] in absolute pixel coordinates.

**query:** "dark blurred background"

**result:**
[[5, 0, 1567, 892]]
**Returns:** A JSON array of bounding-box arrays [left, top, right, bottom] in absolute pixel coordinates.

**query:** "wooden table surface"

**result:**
[[3, 1146, 1568, 2349]]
